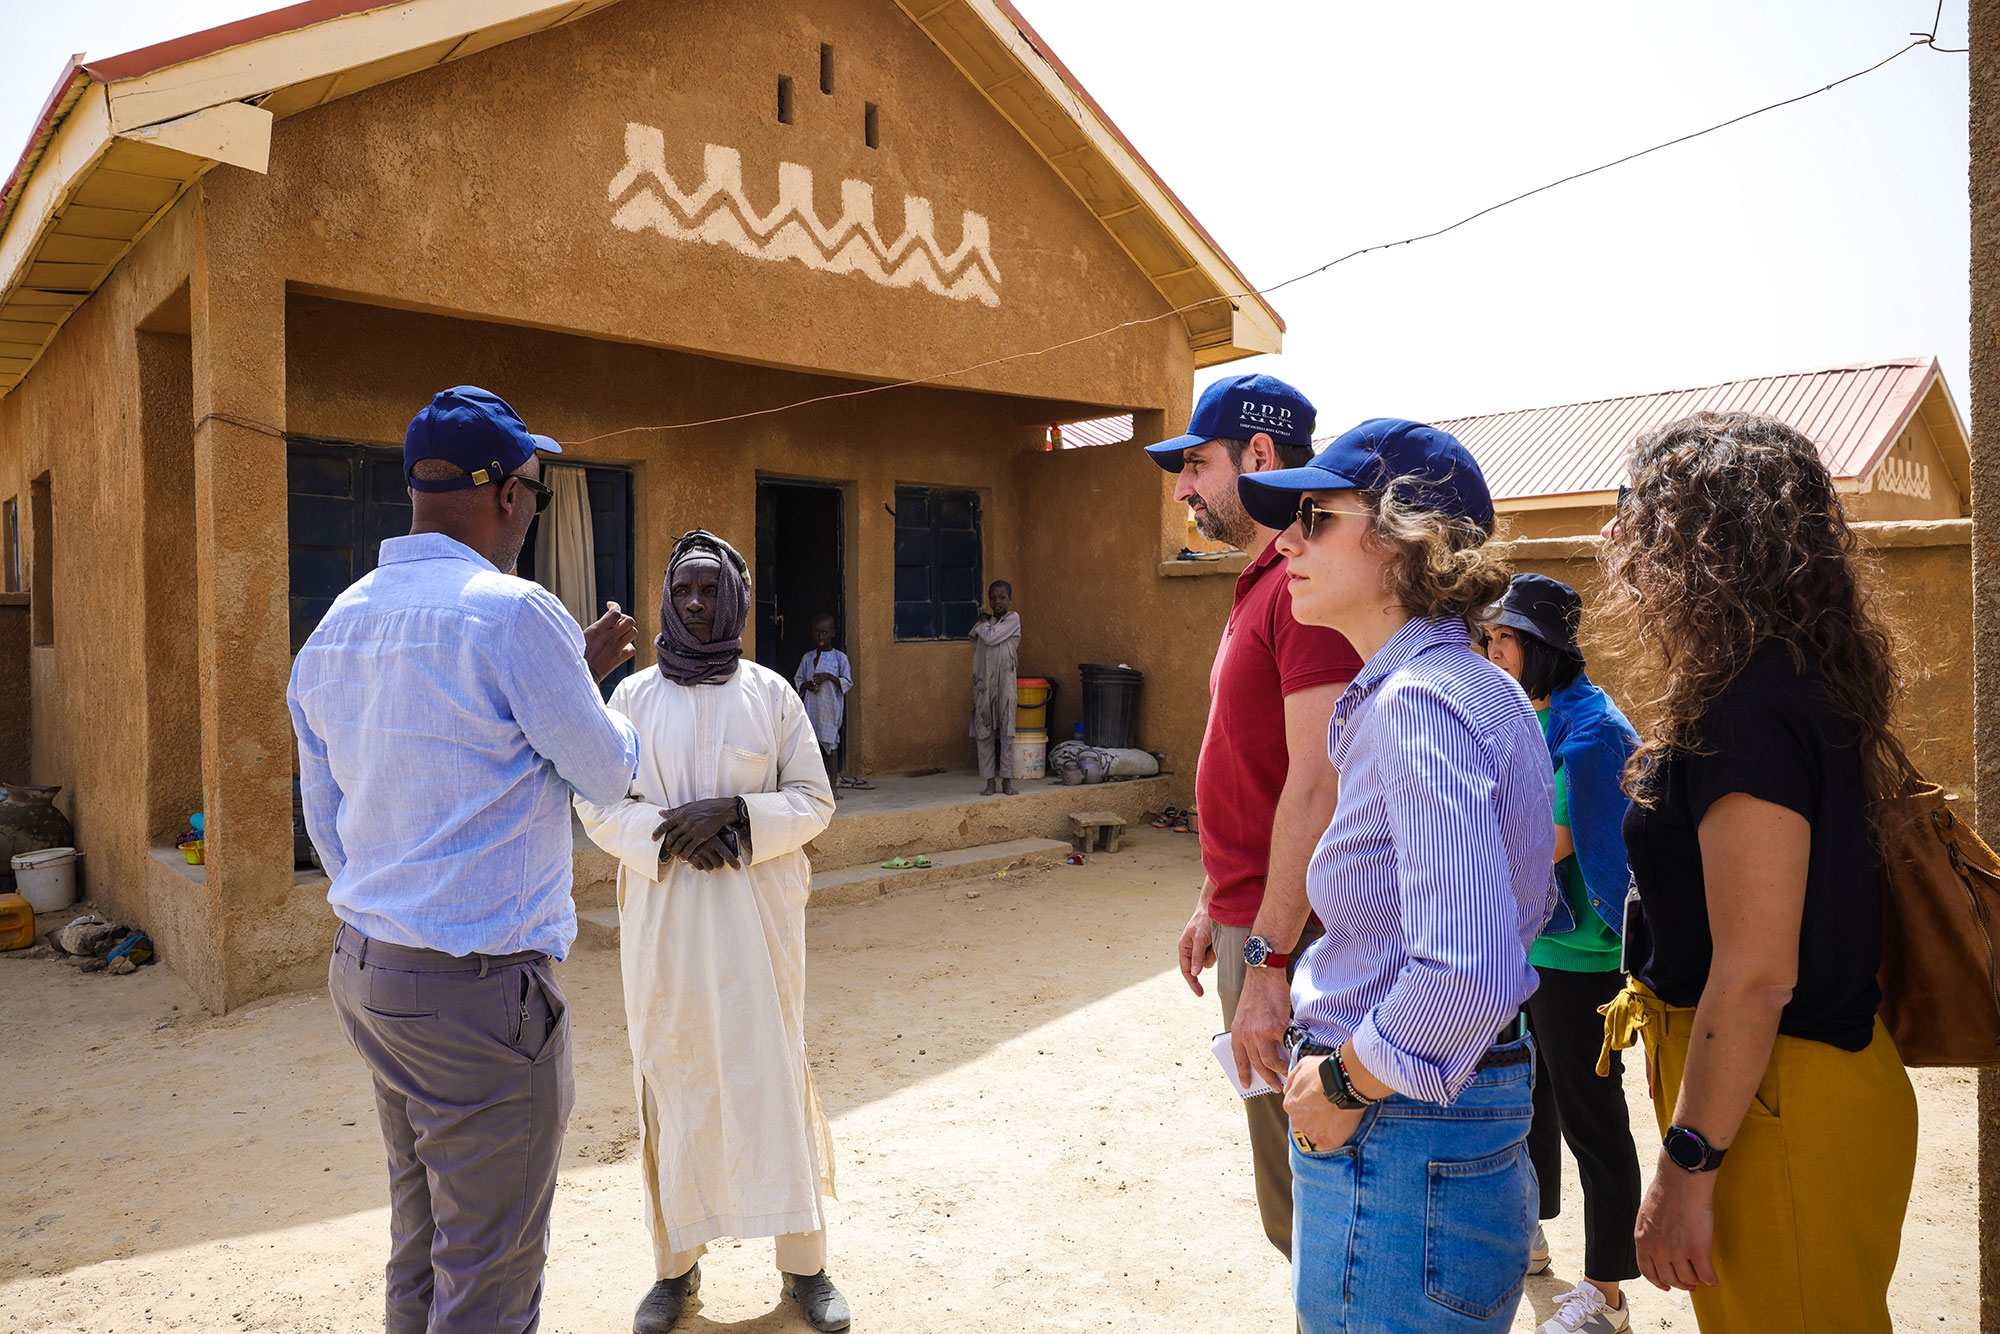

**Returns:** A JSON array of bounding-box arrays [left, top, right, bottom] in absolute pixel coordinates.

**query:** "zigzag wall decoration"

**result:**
[[608, 123, 1002, 307]]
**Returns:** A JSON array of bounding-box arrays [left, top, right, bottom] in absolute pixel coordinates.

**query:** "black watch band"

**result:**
[[1317, 1047, 1376, 1111], [1663, 1124, 1726, 1173]]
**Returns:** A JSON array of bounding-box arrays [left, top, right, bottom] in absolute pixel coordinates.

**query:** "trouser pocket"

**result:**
[[1425, 1141, 1533, 1320], [509, 963, 569, 1064]]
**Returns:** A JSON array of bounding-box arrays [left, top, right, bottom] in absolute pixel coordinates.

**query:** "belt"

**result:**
[[1287, 1012, 1533, 1074], [335, 924, 546, 976]]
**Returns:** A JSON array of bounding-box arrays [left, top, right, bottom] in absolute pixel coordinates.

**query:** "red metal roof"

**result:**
[[1438, 358, 1944, 503], [1056, 413, 1134, 448]]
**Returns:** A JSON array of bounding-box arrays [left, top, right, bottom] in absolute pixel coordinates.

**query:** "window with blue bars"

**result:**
[[892, 485, 982, 641]]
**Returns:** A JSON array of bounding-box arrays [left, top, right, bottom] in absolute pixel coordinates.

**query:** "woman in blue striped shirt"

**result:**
[[1238, 418, 1557, 1334]]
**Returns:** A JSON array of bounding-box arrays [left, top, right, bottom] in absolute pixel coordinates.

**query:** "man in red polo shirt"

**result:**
[[1147, 373, 1357, 1261]]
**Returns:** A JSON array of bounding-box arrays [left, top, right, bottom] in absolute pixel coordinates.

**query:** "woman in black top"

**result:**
[[1597, 410, 1917, 1332]]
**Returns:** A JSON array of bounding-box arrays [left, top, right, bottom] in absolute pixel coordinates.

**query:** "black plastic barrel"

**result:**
[[1079, 663, 1143, 749]]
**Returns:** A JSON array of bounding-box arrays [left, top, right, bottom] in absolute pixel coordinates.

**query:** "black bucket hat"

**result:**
[[1491, 572, 1583, 660]]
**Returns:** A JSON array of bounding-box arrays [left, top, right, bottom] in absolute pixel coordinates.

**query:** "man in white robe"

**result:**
[[575, 531, 847, 1333]]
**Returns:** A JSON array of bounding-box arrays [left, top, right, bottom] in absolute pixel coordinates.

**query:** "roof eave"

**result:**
[[897, 0, 1282, 365]]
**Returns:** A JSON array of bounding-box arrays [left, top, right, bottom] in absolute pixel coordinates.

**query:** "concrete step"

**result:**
[[803, 772, 1172, 868], [571, 836, 1072, 949], [806, 836, 1071, 910], [575, 905, 622, 951]]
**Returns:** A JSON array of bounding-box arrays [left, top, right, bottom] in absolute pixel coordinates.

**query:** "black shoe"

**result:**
[[782, 1270, 851, 1331], [634, 1264, 700, 1334]]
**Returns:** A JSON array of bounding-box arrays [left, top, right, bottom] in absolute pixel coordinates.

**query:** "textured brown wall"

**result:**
[[1500, 521, 1974, 793], [1011, 440, 1236, 807], [1966, 2, 1999, 1323], [0, 594, 26, 784]]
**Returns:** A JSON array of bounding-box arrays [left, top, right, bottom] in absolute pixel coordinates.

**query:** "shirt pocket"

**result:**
[[721, 743, 774, 793]]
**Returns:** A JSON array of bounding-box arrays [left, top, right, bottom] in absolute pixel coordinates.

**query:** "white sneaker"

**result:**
[[1537, 1283, 1630, 1334], [1527, 1224, 1551, 1275]]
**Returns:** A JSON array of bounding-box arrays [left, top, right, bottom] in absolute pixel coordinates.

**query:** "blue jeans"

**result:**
[[1291, 1040, 1537, 1333]]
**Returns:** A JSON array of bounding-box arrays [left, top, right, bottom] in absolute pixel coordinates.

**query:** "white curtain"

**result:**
[[534, 464, 598, 627]]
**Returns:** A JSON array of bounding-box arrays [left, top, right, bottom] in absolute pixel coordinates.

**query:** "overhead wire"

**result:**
[[192, 28, 1966, 448]]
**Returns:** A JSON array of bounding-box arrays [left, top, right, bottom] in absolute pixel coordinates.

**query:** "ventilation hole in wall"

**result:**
[[778, 76, 794, 124], [864, 102, 880, 149], [820, 44, 835, 94]]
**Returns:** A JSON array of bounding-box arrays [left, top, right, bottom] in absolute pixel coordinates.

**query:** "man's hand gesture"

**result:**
[[583, 601, 637, 681]]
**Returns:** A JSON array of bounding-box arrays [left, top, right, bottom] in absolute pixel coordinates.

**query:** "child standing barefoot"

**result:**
[[968, 581, 1020, 796]]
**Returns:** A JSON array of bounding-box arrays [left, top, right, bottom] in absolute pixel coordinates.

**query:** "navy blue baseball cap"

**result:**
[[1236, 417, 1495, 533], [403, 386, 560, 492], [1144, 373, 1316, 472]]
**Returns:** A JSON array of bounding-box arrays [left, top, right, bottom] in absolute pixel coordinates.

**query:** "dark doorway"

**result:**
[[755, 480, 845, 689]]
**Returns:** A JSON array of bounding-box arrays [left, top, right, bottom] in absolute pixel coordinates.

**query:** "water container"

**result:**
[[1013, 728, 1048, 781], [1015, 678, 1054, 733], [0, 892, 33, 951], [1079, 664, 1143, 749], [12, 846, 80, 913]]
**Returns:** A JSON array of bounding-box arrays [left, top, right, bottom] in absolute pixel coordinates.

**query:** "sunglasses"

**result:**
[[1295, 496, 1370, 540], [506, 473, 554, 515]]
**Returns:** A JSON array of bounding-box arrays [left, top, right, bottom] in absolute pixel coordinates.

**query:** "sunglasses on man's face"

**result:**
[[507, 473, 554, 515]]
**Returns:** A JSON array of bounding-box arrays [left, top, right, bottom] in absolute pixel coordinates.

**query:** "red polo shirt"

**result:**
[[1198, 541, 1362, 928]]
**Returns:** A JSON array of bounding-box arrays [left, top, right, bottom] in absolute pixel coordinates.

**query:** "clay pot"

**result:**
[[0, 784, 75, 893]]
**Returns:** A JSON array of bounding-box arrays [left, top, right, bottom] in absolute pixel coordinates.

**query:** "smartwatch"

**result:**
[[1242, 935, 1289, 970], [1662, 1124, 1726, 1173], [1317, 1047, 1377, 1111]]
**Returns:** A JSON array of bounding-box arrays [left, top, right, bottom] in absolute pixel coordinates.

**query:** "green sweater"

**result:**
[[1531, 707, 1623, 973]]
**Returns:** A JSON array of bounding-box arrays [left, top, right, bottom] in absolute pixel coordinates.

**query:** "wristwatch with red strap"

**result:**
[[1243, 935, 1289, 969]]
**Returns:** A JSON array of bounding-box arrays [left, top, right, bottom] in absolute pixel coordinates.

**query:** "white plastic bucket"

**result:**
[[1014, 729, 1048, 781], [12, 847, 80, 913]]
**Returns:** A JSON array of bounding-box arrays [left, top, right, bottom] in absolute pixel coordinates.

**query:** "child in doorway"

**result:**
[[795, 612, 853, 797], [968, 580, 1022, 796]]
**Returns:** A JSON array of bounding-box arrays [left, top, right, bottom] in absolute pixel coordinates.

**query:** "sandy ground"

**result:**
[[0, 828, 1981, 1332]]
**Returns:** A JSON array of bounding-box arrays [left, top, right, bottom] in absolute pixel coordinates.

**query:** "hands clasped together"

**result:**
[[653, 797, 743, 872]]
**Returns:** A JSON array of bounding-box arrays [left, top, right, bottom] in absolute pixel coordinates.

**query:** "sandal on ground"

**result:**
[[838, 776, 875, 789], [1151, 806, 1179, 828], [1171, 811, 1193, 834], [879, 855, 933, 870]]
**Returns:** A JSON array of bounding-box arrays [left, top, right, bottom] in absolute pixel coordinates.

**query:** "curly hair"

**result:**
[[1599, 410, 1912, 813], [1364, 484, 1512, 623]]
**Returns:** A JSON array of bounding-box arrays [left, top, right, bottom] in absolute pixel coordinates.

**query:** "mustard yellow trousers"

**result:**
[[1601, 980, 1917, 1333]]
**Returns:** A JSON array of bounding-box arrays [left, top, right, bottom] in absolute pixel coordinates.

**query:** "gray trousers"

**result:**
[[1211, 916, 1324, 1262], [329, 925, 575, 1334]]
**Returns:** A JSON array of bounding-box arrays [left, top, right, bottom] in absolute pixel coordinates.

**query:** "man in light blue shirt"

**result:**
[[289, 386, 639, 1334]]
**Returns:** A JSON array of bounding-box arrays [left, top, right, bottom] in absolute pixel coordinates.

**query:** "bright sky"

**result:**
[[0, 0, 1971, 431]]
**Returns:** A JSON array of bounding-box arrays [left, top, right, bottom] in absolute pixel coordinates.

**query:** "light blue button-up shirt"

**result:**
[[1291, 616, 1557, 1104], [288, 533, 640, 959]]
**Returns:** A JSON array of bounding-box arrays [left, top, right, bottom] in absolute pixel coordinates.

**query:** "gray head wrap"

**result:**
[[655, 530, 751, 686]]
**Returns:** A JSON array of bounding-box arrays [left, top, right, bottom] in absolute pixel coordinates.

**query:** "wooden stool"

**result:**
[[1068, 810, 1127, 854]]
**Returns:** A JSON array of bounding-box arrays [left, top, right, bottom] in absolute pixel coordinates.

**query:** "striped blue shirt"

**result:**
[[288, 533, 640, 960], [1292, 616, 1557, 1104]]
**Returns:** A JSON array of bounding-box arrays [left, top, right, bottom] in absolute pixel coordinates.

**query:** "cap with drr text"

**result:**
[[1236, 416, 1495, 534], [1143, 373, 1316, 473], [403, 385, 561, 492]]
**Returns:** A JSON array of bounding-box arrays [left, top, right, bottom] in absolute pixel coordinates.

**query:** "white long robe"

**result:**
[[575, 661, 837, 1256]]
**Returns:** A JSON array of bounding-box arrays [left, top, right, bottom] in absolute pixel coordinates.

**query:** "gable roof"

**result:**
[[1437, 357, 1970, 510], [0, 0, 1282, 400]]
